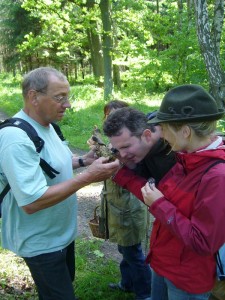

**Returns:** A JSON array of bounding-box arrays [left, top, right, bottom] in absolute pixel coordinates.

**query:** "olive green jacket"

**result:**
[[100, 179, 148, 247]]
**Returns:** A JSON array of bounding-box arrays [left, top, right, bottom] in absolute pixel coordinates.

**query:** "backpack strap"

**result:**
[[216, 250, 225, 280], [0, 118, 44, 152], [202, 159, 225, 280], [203, 159, 225, 175], [0, 118, 64, 205], [51, 122, 66, 141], [0, 183, 10, 204]]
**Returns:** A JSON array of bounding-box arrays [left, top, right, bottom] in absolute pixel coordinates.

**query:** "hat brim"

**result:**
[[147, 109, 225, 124]]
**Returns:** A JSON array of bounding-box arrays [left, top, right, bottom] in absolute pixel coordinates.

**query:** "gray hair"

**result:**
[[22, 67, 68, 98]]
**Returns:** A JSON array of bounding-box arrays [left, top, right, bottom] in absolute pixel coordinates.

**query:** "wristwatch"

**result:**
[[78, 157, 85, 167]]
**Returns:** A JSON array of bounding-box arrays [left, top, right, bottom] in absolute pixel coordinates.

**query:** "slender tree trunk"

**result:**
[[86, 0, 104, 84], [87, 29, 104, 81], [99, 0, 113, 101], [156, 0, 159, 13], [112, 1, 121, 90], [194, 0, 225, 108], [187, 0, 194, 29], [113, 64, 121, 89]]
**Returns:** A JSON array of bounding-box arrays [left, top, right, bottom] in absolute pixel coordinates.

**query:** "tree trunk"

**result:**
[[177, 1, 183, 33], [86, 0, 104, 83], [87, 29, 104, 81], [99, 0, 113, 101], [187, 0, 194, 29], [194, 0, 225, 108], [113, 64, 121, 89], [112, 1, 121, 90]]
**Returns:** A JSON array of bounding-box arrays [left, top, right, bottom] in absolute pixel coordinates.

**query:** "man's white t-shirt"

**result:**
[[0, 110, 77, 257]]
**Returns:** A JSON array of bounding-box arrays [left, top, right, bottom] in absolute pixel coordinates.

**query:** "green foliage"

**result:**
[[0, 74, 159, 150], [0, 0, 40, 69], [75, 237, 135, 300], [0, 0, 218, 93], [2, 73, 224, 152], [19, 0, 91, 68], [58, 82, 161, 150], [217, 119, 225, 134], [0, 74, 23, 116], [0, 236, 134, 299]]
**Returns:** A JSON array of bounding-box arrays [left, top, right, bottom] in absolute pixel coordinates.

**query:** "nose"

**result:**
[[62, 100, 71, 109], [119, 150, 128, 158]]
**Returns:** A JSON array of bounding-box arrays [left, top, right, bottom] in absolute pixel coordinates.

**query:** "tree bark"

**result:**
[[87, 29, 104, 80], [99, 0, 113, 100], [194, 0, 225, 108], [86, 0, 104, 83]]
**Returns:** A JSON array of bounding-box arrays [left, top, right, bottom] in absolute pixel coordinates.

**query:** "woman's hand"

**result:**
[[141, 181, 163, 207]]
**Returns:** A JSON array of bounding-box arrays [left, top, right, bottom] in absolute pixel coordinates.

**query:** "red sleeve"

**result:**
[[150, 167, 225, 255], [112, 166, 147, 203]]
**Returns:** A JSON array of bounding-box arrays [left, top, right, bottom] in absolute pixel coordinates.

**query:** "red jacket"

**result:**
[[113, 139, 225, 293]]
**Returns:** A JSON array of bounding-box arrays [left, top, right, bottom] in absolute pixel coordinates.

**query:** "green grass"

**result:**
[[0, 73, 161, 150], [0, 236, 135, 299], [75, 237, 135, 300], [0, 244, 38, 299], [0, 72, 224, 150]]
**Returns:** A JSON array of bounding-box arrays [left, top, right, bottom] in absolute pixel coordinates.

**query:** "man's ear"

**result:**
[[142, 129, 152, 142], [27, 90, 38, 105]]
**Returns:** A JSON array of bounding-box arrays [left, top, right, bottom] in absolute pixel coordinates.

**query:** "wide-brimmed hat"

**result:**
[[148, 84, 225, 124]]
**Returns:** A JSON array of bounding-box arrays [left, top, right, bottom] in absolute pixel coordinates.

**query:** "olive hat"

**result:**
[[148, 84, 225, 124]]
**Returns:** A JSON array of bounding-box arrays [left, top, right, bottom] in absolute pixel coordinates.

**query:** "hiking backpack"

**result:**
[[0, 117, 65, 216]]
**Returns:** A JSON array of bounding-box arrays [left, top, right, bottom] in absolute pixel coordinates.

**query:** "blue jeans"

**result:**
[[118, 243, 151, 299], [23, 241, 76, 300], [151, 270, 210, 300]]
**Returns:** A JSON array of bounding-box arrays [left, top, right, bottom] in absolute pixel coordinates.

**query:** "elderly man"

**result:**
[[0, 67, 119, 300]]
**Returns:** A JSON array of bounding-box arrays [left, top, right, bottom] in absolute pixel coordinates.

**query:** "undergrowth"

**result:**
[[0, 236, 135, 299]]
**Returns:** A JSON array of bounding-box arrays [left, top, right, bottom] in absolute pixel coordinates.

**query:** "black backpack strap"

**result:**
[[216, 251, 225, 280], [51, 122, 66, 141], [202, 159, 225, 279], [0, 118, 62, 204], [0, 183, 10, 205], [203, 159, 225, 175], [0, 118, 60, 178], [40, 158, 60, 179], [1, 118, 45, 153]]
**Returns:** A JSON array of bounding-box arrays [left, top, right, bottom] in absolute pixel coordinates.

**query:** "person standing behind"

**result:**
[[99, 100, 152, 300], [0, 67, 119, 300]]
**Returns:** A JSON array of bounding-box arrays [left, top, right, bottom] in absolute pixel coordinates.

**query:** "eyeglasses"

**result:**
[[51, 94, 71, 104], [35, 90, 73, 104]]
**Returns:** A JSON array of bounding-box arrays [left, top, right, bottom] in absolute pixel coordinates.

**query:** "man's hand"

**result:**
[[83, 148, 98, 165], [85, 157, 120, 182]]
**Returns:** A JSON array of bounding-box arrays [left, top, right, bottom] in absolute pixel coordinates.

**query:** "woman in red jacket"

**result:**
[[140, 84, 225, 300]]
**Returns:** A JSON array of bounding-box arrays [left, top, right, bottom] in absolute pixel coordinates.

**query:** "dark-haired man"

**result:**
[[103, 107, 175, 185], [103, 107, 176, 299]]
